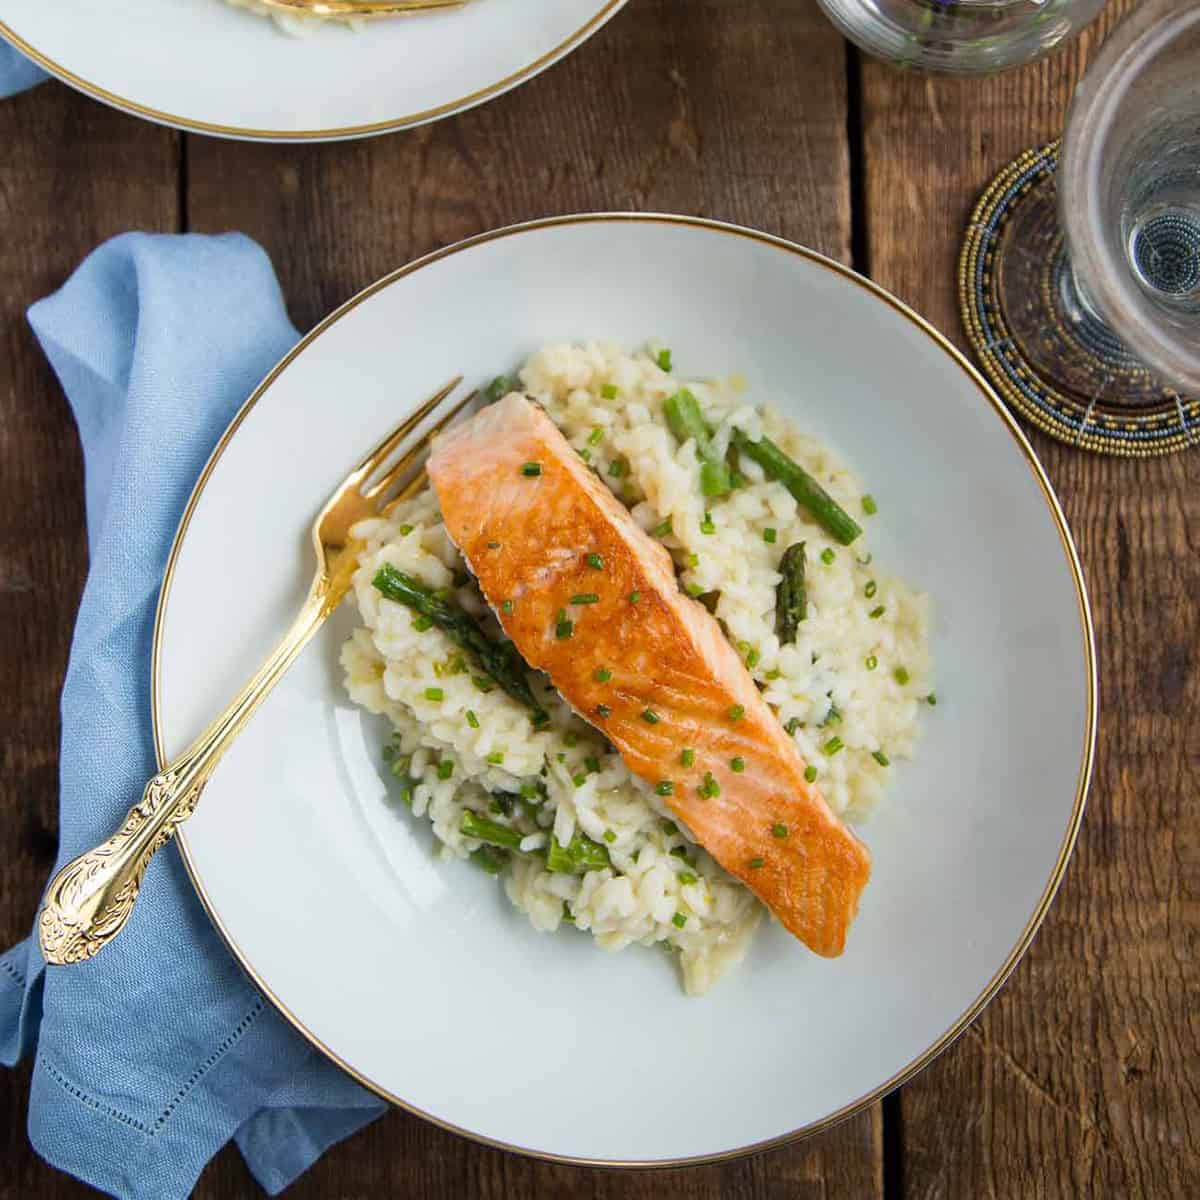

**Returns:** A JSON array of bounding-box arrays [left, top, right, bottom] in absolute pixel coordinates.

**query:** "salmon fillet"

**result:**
[[428, 394, 871, 957]]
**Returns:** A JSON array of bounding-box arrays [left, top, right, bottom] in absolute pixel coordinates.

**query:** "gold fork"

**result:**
[[38, 377, 475, 966], [255, 0, 468, 18]]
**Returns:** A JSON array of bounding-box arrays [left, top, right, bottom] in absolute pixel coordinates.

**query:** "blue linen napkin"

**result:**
[[0, 233, 387, 1198], [0, 35, 48, 98]]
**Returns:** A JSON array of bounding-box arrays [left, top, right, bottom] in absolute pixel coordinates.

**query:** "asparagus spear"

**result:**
[[470, 845, 509, 875], [663, 389, 733, 497], [460, 810, 524, 850], [776, 541, 807, 643], [731, 430, 862, 545], [546, 831, 612, 874], [372, 564, 543, 714]]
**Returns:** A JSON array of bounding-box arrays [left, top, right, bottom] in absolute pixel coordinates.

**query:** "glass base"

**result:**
[[995, 168, 1168, 410], [959, 141, 1200, 456]]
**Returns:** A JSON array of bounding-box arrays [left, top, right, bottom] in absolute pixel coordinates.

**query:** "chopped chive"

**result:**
[[700, 512, 716, 535], [652, 517, 673, 538], [766, 668, 782, 680], [728, 704, 745, 721], [804, 764, 818, 783], [678, 871, 698, 885], [487, 540, 500, 549], [629, 590, 641, 604], [608, 459, 627, 478], [472, 675, 494, 693], [412, 614, 433, 632], [672, 912, 687, 929], [572, 773, 587, 788], [564, 732, 578, 748], [669, 845, 688, 858], [424, 687, 445, 702], [531, 709, 550, 727], [641, 709, 660, 725], [596, 704, 612, 719], [771, 823, 789, 839], [663, 819, 679, 834], [866, 654, 878, 671], [763, 527, 778, 544], [588, 427, 605, 444], [437, 760, 454, 780], [586, 552, 605, 570], [486, 751, 505, 765], [864, 580, 878, 598], [656, 348, 672, 372], [745, 648, 761, 668], [584, 755, 600, 774], [521, 461, 542, 477], [656, 780, 675, 796], [685, 552, 700, 569], [556, 618, 574, 639], [686, 582, 703, 597], [731, 756, 746, 773], [681, 748, 695, 767], [499, 600, 513, 616], [927, 692, 938, 706], [600, 385, 618, 401], [820, 548, 835, 565], [701, 771, 720, 798], [603, 829, 617, 844], [389, 756, 411, 778], [748, 856, 765, 870], [823, 735, 844, 756], [571, 593, 600, 605], [862, 494, 878, 515], [466, 710, 480, 729], [485, 375, 513, 402], [873, 749, 890, 767], [893, 666, 910, 686], [520, 783, 539, 799], [594, 667, 613, 683], [785, 717, 801, 735], [578, 447, 591, 462], [399, 524, 414, 537], [397, 786, 414, 808], [869, 605, 886, 619]]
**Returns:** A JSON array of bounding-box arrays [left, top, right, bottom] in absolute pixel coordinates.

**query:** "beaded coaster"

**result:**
[[958, 141, 1200, 457]]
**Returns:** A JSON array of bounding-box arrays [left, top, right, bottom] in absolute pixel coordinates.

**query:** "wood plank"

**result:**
[[186, 1, 880, 1194], [0, 80, 180, 1198], [860, 5, 1200, 1196]]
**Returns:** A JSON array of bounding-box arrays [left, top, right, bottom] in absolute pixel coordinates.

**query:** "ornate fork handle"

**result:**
[[38, 582, 337, 966]]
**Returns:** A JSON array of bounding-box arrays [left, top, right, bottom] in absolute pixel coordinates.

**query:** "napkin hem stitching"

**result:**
[[153, 996, 266, 1132], [37, 996, 266, 1137]]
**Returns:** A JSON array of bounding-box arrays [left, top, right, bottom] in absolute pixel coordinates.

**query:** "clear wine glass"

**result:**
[[965, 0, 1200, 452], [816, 0, 1105, 75]]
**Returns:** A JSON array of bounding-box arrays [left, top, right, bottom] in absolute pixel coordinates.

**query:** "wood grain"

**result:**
[[860, 3, 1200, 1196], [0, 80, 179, 1199]]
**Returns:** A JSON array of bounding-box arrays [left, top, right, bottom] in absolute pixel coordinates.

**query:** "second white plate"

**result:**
[[0, 0, 626, 140]]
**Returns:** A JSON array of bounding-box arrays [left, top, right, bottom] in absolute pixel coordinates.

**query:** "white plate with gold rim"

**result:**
[[152, 214, 1095, 1164], [0, 0, 625, 141]]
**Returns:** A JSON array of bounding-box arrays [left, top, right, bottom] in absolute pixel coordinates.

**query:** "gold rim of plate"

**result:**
[[0, 2, 627, 141], [151, 212, 1098, 1167]]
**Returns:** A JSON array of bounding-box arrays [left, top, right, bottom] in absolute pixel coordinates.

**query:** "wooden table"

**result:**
[[2, 2, 1195, 1195]]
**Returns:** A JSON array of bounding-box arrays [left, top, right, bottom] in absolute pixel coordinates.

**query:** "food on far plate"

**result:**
[[341, 343, 934, 993], [223, 0, 363, 33]]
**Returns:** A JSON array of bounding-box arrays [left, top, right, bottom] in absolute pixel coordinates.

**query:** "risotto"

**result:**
[[341, 342, 933, 993]]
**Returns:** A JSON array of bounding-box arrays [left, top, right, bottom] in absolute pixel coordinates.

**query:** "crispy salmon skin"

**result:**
[[428, 393, 871, 957]]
